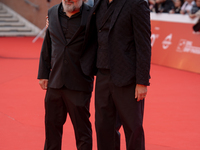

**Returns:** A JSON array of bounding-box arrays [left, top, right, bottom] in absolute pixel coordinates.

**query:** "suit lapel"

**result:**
[[80, 3, 90, 27], [87, 0, 101, 20], [67, 3, 90, 45], [109, 0, 127, 32], [92, 0, 101, 14], [84, 1, 101, 50], [99, 1, 116, 30], [85, 0, 104, 35], [54, 3, 66, 45]]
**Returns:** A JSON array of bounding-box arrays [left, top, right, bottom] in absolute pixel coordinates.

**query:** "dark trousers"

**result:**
[[95, 69, 145, 150], [44, 87, 92, 150]]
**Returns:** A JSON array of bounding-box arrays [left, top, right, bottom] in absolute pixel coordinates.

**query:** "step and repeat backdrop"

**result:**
[[150, 13, 200, 74]]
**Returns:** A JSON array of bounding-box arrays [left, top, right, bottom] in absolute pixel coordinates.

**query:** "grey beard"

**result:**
[[64, 1, 83, 13], [66, 5, 76, 12]]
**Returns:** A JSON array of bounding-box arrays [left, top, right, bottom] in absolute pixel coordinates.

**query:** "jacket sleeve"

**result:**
[[131, 0, 151, 85], [37, 28, 52, 79]]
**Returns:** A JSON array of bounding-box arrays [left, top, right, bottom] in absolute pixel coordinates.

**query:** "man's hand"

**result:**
[[135, 84, 147, 101], [180, 10, 185, 14], [189, 14, 196, 19], [39, 79, 48, 90], [46, 16, 49, 29]]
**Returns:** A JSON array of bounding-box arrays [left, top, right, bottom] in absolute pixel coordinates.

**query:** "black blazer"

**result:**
[[87, 0, 151, 87], [38, 3, 96, 92]]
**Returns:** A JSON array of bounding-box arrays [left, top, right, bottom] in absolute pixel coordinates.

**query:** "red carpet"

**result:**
[[0, 37, 200, 150]]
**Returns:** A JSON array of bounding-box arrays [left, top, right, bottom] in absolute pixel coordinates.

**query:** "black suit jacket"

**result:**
[[38, 3, 96, 92], [87, 0, 151, 87]]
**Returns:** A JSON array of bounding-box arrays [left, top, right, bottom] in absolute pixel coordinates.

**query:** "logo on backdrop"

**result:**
[[162, 34, 172, 50], [177, 39, 200, 55], [151, 34, 159, 46]]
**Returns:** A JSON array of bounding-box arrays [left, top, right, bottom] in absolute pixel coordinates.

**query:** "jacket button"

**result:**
[[64, 60, 67, 64]]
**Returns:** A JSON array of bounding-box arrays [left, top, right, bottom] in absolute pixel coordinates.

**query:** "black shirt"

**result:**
[[59, 5, 82, 43]]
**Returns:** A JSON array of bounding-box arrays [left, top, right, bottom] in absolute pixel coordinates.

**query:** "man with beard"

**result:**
[[38, 0, 96, 150], [88, 0, 151, 149]]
